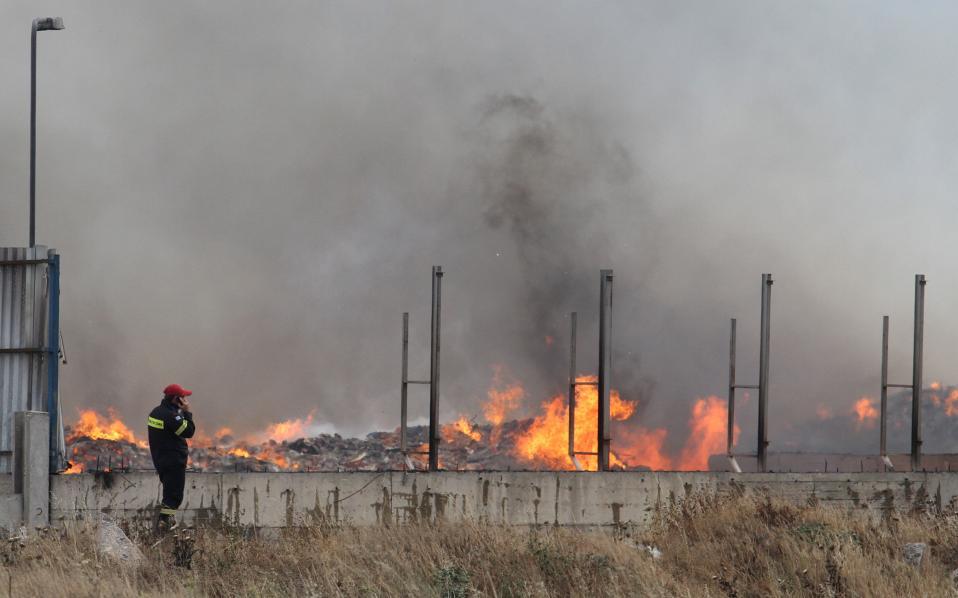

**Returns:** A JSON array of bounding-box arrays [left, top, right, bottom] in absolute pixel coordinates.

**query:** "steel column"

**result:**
[[911, 274, 926, 471], [597, 270, 613, 471], [568, 312, 577, 459], [400, 312, 409, 454], [757, 273, 773, 472], [30, 27, 37, 247], [727, 318, 736, 457], [880, 315, 889, 465], [428, 266, 443, 471], [46, 253, 59, 473]]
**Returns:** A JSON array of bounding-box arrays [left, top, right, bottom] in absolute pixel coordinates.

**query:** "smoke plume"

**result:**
[[1, 3, 957, 459]]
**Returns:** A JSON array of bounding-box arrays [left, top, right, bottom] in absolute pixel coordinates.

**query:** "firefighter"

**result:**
[[147, 383, 195, 530]]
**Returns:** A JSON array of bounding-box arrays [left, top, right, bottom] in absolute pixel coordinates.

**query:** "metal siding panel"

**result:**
[[0, 246, 56, 473]]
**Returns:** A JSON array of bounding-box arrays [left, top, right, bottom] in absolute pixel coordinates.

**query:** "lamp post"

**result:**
[[30, 17, 64, 248]]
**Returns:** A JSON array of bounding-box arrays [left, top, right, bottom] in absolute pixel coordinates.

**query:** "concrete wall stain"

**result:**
[[282, 488, 295, 527], [610, 502, 622, 525], [911, 483, 930, 514], [419, 490, 433, 521], [871, 488, 895, 515], [226, 486, 241, 526], [845, 486, 861, 508], [325, 487, 340, 523], [433, 492, 447, 521], [531, 485, 541, 525], [553, 476, 560, 525]]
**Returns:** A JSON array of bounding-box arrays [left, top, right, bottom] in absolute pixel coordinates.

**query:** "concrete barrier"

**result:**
[[50, 470, 958, 529], [0, 411, 51, 532]]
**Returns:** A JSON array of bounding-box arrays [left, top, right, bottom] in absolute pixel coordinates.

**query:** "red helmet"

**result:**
[[163, 383, 192, 398]]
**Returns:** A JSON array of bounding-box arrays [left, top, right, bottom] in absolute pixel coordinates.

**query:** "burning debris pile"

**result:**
[[64, 373, 737, 473], [65, 413, 538, 473]]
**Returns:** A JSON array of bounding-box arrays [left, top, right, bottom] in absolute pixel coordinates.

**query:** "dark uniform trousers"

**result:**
[[158, 465, 186, 511], [147, 399, 195, 517]]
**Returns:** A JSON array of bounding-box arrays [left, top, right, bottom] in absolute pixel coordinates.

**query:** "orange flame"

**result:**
[[63, 461, 84, 474], [944, 390, 958, 417], [444, 416, 481, 442], [513, 375, 636, 471], [815, 404, 833, 420], [853, 396, 878, 425], [483, 367, 524, 426], [252, 413, 314, 443], [257, 445, 293, 469], [616, 427, 671, 471], [68, 409, 146, 448], [677, 396, 737, 471], [931, 381, 942, 391], [228, 447, 251, 458]]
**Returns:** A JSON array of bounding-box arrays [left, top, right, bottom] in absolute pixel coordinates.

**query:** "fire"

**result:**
[[483, 366, 524, 426], [931, 381, 942, 391], [228, 447, 251, 458], [944, 390, 958, 417], [258, 445, 292, 470], [853, 396, 878, 425], [253, 413, 314, 443], [815, 404, 833, 420], [616, 427, 671, 471], [63, 461, 83, 474], [68, 409, 146, 448], [193, 426, 238, 448], [677, 396, 737, 471], [444, 416, 482, 442], [514, 375, 637, 471]]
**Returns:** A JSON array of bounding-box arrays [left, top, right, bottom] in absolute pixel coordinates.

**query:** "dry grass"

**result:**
[[2, 494, 958, 597]]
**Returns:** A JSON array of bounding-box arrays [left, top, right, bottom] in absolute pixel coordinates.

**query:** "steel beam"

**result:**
[[911, 274, 925, 471], [401, 312, 409, 454], [597, 270, 613, 471], [46, 252, 60, 472], [568, 312, 577, 459], [428, 266, 443, 471], [757, 273, 773, 472], [880, 315, 888, 465], [727, 318, 736, 457]]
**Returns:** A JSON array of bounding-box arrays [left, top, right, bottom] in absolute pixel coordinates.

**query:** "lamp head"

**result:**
[[34, 17, 64, 32]]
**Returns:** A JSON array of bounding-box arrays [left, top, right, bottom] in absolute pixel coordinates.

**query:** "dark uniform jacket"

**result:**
[[147, 398, 196, 470]]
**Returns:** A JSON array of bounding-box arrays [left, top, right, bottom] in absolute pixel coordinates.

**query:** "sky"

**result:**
[[1, 2, 957, 456]]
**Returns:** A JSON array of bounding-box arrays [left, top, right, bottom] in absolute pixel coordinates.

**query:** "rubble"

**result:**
[[96, 514, 143, 564], [902, 543, 927, 567], [65, 419, 544, 473]]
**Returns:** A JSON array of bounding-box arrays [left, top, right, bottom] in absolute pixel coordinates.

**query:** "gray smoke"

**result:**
[[1, 3, 957, 459]]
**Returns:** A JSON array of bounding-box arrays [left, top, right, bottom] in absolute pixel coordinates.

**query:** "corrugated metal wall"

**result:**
[[0, 246, 57, 473]]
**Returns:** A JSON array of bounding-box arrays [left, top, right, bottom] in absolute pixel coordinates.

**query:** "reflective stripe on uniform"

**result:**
[[175, 419, 189, 436], [148, 416, 165, 429], [159, 506, 176, 515]]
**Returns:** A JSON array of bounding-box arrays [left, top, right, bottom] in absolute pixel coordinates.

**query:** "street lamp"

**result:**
[[30, 17, 64, 248]]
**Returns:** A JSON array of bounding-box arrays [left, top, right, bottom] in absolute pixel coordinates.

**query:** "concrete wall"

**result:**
[[50, 470, 958, 529], [0, 412, 49, 533], [709, 452, 958, 473], [14, 412, 48, 528]]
